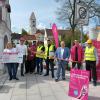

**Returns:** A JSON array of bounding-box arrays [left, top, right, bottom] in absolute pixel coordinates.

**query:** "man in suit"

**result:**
[[55, 41, 70, 82]]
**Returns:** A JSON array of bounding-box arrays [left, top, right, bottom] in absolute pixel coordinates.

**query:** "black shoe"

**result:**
[[15, 77, 19, 80], [30, 72, 33, 74], [39, 72, 43, 75], [25, 72, 28, 74], [62, 78, 66, 80], [93, 81, 97, 86], [55, 79, 59, 82], [21, 74, 24, 76], [34, 72, 39, 74], [44, 74, 49, 76], [9, 78, 12, 81]]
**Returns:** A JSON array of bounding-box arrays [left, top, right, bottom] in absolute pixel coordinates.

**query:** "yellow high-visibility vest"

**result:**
[[44, 44, 55, 59], [36, 46, 44, 58], [85, 46, 96, 61]]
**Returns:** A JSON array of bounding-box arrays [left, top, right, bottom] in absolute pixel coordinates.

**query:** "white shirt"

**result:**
[[4, 48, 18, 53], [4, 48, 13, 53], [16, 44, 27, 56], [61, 47, 64, 59]]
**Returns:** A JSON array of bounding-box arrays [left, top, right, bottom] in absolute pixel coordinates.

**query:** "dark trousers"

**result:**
[[33, 57, 36, 72], [6, 63, 16, 79], [25, 59, 35, 73], [72, 62, 82, 69], [45, 58, 54, 77], [36, 57, 43, 73], [86, 61, 97, 82]]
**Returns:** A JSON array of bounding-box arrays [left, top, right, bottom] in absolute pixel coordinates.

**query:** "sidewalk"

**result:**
[[0, 72, 100, 100]]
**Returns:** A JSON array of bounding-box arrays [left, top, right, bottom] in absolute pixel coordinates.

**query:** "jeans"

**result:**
[[56, 60, 66, 79], [6, 63, 17, 79], [36, 57, 43, 73]]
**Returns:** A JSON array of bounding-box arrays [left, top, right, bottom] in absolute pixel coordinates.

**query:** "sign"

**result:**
[[68, 69, 89, 100], [92, 40, 100, 81], [52, 23, 59, 48], [0, 53, 23, 63], [75, 3, 89, 25]]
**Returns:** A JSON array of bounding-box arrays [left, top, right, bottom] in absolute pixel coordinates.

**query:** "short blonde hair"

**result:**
[[6, 42, 12, 49]]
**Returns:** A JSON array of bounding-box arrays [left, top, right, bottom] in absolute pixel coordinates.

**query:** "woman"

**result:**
[[4, 42, 19, 80]]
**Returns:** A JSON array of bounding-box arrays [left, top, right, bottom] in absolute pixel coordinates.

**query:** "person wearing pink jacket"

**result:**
[[70, 40, 84, 69]]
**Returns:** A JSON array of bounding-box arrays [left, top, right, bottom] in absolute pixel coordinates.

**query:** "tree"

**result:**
[[55, 0, 100, 39], [21, 28, 28, 35]]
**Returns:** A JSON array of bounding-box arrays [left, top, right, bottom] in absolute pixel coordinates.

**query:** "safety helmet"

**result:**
[[87, 39, 92, 44]]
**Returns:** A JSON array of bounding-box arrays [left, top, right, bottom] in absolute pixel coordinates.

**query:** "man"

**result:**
[[70, 40, 83, 69], [55, 41, 70, 82], [36, 41, 45, 75], [44, 40, 56, 78], [84, 39, 98, 86], [16, 37, 27, 76]]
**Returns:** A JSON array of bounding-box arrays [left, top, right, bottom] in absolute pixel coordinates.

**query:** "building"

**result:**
[[0, 0, 11, 70], [11, 29, 73, 43], [30, 12, 36, 35], [11, 33, 36, 44]]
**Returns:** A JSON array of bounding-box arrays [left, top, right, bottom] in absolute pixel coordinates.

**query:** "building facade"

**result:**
[[0, 0, 11, 70]]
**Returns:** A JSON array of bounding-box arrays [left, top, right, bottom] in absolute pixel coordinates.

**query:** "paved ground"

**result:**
[[0, 71, 100, 100]]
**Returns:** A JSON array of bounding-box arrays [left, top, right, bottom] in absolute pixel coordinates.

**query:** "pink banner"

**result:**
[[68, 69, 90, 100], [92, 40, 100, 81], [52, 23, 59, 48]]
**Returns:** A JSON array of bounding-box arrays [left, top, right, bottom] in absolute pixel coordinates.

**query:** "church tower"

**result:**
[[30, 12, 36, 34]]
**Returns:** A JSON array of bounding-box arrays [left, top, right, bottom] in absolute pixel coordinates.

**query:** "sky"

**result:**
[[9, 0, 100, 33], [10, 0, 65, 33]]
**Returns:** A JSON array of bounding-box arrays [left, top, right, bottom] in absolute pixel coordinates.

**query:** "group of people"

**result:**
[[4, 37, 98, 86]]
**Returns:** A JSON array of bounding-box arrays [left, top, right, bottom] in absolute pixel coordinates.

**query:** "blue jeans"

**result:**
[[36, 57, 43, 73], [6, 63, 17, 79], [56, 60, 66, 79]]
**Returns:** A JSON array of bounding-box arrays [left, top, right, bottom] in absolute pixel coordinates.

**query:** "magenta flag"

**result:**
[[68, 69, 90, 100], [52, 23, 59, 48]]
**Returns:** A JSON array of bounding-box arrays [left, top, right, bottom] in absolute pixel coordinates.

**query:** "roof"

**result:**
[[11, 33, 36, 40], [11, 29, 73, 40]]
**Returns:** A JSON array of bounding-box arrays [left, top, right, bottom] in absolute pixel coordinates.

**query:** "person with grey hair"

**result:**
[[55, 41, 70, 82]]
